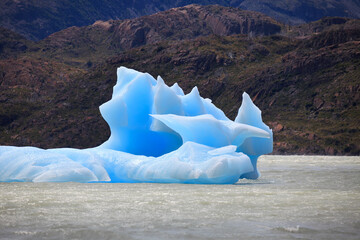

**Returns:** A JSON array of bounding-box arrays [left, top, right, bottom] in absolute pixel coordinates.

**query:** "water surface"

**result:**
[[0, 155, 359, 239]]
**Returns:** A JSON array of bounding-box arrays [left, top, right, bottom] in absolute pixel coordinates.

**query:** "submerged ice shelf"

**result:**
[[0, 67, 273, 184]]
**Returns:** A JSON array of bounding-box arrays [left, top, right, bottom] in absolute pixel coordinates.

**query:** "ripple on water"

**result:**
[[0, 155, 359, 240]]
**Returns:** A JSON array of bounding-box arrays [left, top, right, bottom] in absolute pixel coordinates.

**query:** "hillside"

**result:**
[[0, 0, 359, 40], [29, 4, 281, 67], [0, 26, 31, 58], [0, 5, 359, 155]]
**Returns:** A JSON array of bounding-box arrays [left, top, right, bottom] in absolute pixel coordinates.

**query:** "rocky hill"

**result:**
[[0, 0, 359, 40], [0, 5, 359, 155], [32, 4, 281, 67]]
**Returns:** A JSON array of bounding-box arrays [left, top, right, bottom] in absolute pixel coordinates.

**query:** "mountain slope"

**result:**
[[0, 5, 359, 155], [26, 5, 282, 67], [0, 27, 31, 58], [0, 0, 359, 40]]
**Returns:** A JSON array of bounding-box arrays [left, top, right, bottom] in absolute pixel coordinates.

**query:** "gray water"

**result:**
[[0, 155, 359, 240]]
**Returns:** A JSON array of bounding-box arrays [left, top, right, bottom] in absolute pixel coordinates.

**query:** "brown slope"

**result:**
[[32, 4, 282, 66], [0, 27, 32, 59], [0, 9, 359, 155], [0, 4, 283, 148], [1, 0, 359, 41]]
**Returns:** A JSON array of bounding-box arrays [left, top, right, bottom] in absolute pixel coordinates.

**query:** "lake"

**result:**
[[0, 155, 359, 240]]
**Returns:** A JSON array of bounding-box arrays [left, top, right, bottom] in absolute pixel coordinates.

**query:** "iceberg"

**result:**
[[0, 67, 273, 184]]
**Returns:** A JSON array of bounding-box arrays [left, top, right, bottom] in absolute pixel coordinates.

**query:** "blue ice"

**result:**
[[0, 67, 273, 184]]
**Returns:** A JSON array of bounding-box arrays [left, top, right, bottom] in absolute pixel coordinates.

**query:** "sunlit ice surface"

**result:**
[[0, 67, 272, 183]]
